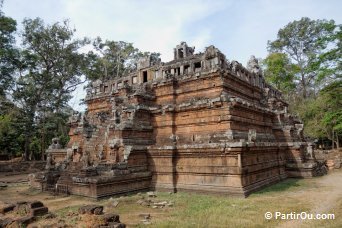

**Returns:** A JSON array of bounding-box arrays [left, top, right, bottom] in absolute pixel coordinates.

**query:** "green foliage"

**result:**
[[316, 24, 342, 83], [262, 53, 297, 95], [11, 18, 87, 159], [85, 38, 139, 81], [86, 37, 160, 81], [0, 113, 24, 156], [17, 18, 88, 111], [268, 17, 339, 98], [321, 80, 342, 134], [294, 80, 342, 142], [29, 136, 41, 160], [0, 2, 18, 97], [266, 17, 341, 146]]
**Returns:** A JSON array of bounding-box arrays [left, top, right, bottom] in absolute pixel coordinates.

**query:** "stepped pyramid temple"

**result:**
[[29, 42, 326, 198]]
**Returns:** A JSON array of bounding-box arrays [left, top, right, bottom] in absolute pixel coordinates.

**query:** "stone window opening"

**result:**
[[164, 69, 171, 77], [143, 71, 148, 82], [175, 67, 180, 76], [184, 65, 190, 74], [178, 48, 184, 58], [115, 112, 120, 124], [194, 62, 201, 72]]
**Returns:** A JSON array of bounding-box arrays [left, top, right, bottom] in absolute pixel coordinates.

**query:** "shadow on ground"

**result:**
[[252, 178, 301, 195]]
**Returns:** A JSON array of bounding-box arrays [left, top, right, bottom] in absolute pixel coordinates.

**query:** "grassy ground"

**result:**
[[0, 170, 341, 227]]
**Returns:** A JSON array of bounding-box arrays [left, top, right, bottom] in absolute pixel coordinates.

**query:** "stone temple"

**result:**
[[30, 42, 326, 198]]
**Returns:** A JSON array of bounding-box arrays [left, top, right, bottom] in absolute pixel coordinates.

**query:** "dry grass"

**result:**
[[0, 170, 341, 227]]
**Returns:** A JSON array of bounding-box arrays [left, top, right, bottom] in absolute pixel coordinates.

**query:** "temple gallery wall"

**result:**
[[29, 42, 326, 198]]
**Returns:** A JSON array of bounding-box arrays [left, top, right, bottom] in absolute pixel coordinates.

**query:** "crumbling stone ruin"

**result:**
[[0, 200, 48, 227], [29, 42, 326, 198], [78, 205, 126, 227]]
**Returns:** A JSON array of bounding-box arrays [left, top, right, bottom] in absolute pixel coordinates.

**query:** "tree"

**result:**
[[317, 24, 342, 84], [0, 1, 25, 157], [0, 107, 25, 157], [299, 80, 341, 149], [85, 38, 139, 81], [265, 18, 341, 147], [14, 18, 87, 160], [0, 0, 18, 97], [86, 37, 161, 81], [262, 53, 297, 98], [268, 17, 338, 98], [320, 80, 342, 148]]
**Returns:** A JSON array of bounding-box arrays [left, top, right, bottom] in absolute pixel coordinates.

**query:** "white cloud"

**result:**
[[62, 0, 227, 61]]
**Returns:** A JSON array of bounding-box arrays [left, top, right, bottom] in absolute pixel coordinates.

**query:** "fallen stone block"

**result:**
[[101, 213, 120, 223], [0, 218, 15, 227], [137, 199, 150, 207], [94, 207, 103, 215], [29, 200, 44, 209], [42, 212, 56, 219], [30, 206, 48, 216], [147, 192, 156, 197], [0, 204, 15, 214], [107, 222, 126, 228], [78, 205, 103, 215], [111, 200, 119, 208], [153, 201, 168, 206], [16, 215, 35, 225]]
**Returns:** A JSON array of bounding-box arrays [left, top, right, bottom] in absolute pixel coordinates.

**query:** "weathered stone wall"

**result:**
[[0, 161, 45, 173]]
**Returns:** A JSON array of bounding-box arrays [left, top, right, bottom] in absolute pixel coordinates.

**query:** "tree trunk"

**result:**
[[104, 63, 108, 79], [24, 133, 30, 161], [41, 126, 45, 161], [116, 55, 121, 78], [301, 75, 307, 99], [332, 129, 335, 149]]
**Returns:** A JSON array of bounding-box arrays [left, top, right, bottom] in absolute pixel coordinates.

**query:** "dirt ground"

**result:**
[[0, 170, 341, 227], [278, 170, 342, 228], [0, 172, 30, 183]]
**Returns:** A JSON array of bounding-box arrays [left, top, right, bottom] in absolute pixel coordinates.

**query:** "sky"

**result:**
[[3, 0, 342, 111]]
